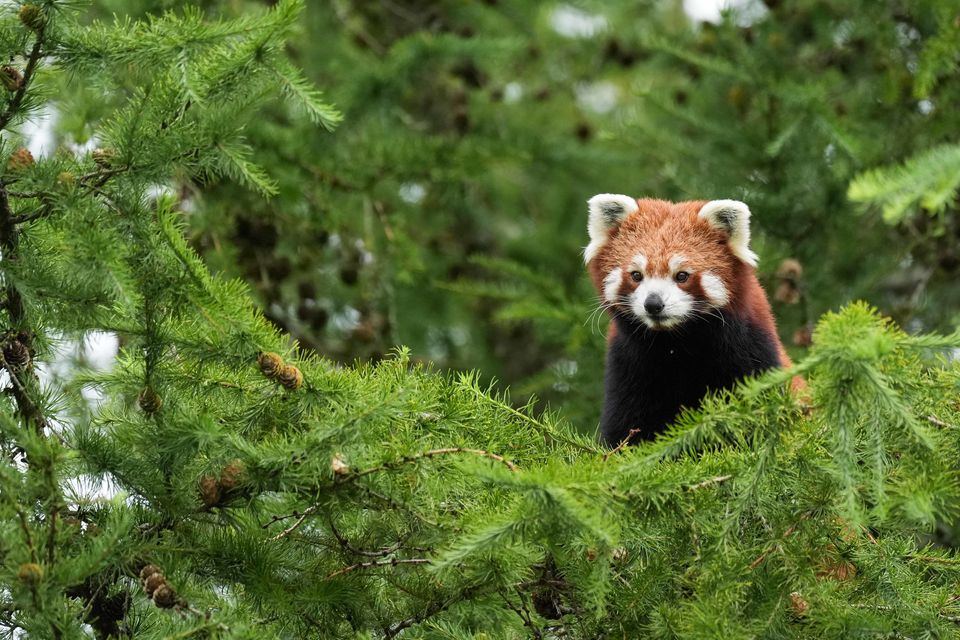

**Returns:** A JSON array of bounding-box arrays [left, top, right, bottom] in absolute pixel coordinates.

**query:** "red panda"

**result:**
[[585, 195, 792, 447]]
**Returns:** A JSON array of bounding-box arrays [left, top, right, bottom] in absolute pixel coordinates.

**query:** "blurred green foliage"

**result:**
[[59, 0, 960, 431]]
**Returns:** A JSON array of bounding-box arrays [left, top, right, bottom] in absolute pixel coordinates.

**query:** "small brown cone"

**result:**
[[219, 460, 245, 492], [57, 171, 76, 189], [776, 258, 804, 281], [3, 340, 30, 368], [137, 387, 163, 414], [792, 325, 813, 348], [199, 476, 221, 508], [774, 281, 801, 304], [1, 66, 23, 92], [789, 591, 809, 617], [277, 364, 303, 390], [7, 148, 34, 172], [91, 148, 115, 167], [16, 562, 43, 585], [257, 351, 283, 378], [18, 5, 45, 32], [139, 564, 162, 581], [816, 557, 857, 581], [152, 584, 178, 608], [143, 573, 166, 597]]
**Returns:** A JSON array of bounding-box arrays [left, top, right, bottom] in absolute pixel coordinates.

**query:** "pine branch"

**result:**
[[324, 557, 432, 581], [0, 21, 45, 132], [848, 143, 960, 223], [348, 446, 520, 480]]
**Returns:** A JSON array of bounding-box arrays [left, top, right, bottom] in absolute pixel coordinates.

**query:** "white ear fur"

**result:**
[[585, 194, 638, 264], [698, 199, 759, 267]]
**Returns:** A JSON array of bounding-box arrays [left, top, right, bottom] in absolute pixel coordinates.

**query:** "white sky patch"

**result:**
[[503, 82, 523, 104], [20, 104, 58, 158], [550, 5, 607, 39], [354, 238, 374, 265], [147, 183, 176, 201], [399, 182, 426, 205], [71, 133, 100, 156], [330, 306, 361, 332], [67, 472, 124, 504], [683, 0, 767, 25], [83, 331, 119, 371], [551, 358, 578, 392], [576, 81, 619, 114], [918, 99, 934, 115], [824, 143, 836, 163]]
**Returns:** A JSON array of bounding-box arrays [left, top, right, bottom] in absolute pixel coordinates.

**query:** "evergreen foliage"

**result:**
[[71, 0, 956, 420], [0, 1, 959, 638]]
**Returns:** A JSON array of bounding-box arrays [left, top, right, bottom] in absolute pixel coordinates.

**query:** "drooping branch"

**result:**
[[0, 22, 46, 133]]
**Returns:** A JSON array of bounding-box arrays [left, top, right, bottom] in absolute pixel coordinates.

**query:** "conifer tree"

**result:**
[[85, 0, 956, 426], [2, 1, 960, 639]]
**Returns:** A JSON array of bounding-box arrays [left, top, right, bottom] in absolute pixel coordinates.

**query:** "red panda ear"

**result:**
[[698, 199, 759, 267], [585, 194, 638, 264]]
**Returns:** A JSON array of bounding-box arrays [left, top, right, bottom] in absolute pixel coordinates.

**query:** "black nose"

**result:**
[[644, 294, 665, 315]]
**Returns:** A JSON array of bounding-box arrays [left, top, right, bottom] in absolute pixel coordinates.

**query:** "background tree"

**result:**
[[2, 0, 960, 638], [61, 0, 959, 429]]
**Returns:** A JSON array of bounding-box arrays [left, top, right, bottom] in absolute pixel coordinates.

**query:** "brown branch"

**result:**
[[928, 415, 956, 429], [349, 447, 518, 482], [686, 475, 733, 491], [14, 505, 38, 564], [6, 190, 46, 200], [328, 516, 408, 557], [383, 587, 480, 639], [0, 25, 45, 133], [9, 204, 52, 225], [749, 513, 812, 570], [268, 505, 317, 541], [324, 557, 431, 581], [603, 429, 643, 461], [500, 587, 543, 639]]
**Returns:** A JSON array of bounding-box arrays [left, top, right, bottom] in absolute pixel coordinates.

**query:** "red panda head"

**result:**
[[585, 195, 759, 330]]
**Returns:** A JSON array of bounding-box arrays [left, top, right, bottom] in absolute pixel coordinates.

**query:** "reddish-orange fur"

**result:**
[[589, 198, 794, 367]]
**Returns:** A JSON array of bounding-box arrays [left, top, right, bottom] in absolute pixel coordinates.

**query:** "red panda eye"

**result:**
[[630, 271, 643, 282], [675, 271, 690, 283]]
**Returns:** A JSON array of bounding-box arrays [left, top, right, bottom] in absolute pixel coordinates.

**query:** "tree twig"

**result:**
[[0, 25, 45, 132], [686, 475, 733, 491], [324, 557, 431, 581], [328, 516, 409, 557], [347, 446, 519, 482], [928, 415, 956, 429], [603, 429, 643, 461], [749, 513, 813, 570], [269, 505, 317, 541]]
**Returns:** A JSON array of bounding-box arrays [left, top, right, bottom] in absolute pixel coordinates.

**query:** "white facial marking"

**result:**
[[629, 254, 647, 273], [603, 268, 623, 303], [700, 271, 730, 307], [629, 277, 695, 329], [668, 255, 688, 272], [585, 194, 639, 264]]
